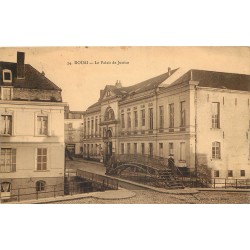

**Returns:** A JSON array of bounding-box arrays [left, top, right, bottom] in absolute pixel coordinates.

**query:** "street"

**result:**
[[63, 159, 250, 204]]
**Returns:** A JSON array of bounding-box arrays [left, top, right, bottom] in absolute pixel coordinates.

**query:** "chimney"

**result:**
[[168, 67, 171, 76], [17, 52, 25, 79], [115, 80, 122, 88]]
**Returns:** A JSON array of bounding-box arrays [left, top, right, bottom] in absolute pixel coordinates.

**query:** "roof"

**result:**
[[170, 69, 250, 91], [0, 61, 61, 91], [86, 68, 178, 111]]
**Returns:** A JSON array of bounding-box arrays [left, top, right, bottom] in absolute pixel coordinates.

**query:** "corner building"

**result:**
[[0, 52, 66, 201], [82, 68, 250, 180]]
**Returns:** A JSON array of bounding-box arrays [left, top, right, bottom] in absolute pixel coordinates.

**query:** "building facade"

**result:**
[[82, 68, 250, 179], [64, 106, 84, 156], [0, 52, 65, 201]]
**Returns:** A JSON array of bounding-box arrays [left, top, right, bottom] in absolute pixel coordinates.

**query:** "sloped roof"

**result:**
[[170, 69, 250, 91], [86, 68, 178, 111], [0, 61, 61, 91]]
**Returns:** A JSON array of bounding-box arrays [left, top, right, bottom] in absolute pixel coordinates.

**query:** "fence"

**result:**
[[183, 177, 250, 189], [1, 170, 119, 203]]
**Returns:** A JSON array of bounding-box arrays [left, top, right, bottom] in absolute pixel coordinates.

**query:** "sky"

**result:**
[[0, 46, 249, 111]]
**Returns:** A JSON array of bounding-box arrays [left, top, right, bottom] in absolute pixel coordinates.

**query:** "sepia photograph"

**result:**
[[0, 46, 249, 204]]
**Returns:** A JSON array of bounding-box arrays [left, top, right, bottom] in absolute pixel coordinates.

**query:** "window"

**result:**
[[159, 143, 163, 158], [1, 87, 12, 100], [149, 108, 153, 130], [169, 143, 174, 156], [87, 120, 90, 135], [37, 116, 48, 135], [169, 103, 174, 128], [37, 148, 47, 171], [240, 170, 245, 177], [68, 123, 73, 130], [212, 142, 221, 159], [127, 113, 131, 129], [36, 181, 46, 192], [141, 143, 145, 155], [149, 143, 153, 158], [228, 170, 233, 177], [2, 69, 12, 83], [0, 182, 11, 199], [141, 110, 145, 126], [95, 118, 98, 132], [0, 115, 12, 135], [159, 106, 164, 129], [0, 148, 16, 173], [214, 170, 220, 178], [180, 142, 186, 161], [106, 90, 111, 97], [134, 111, 138, 128], [121, 143, 125, 154], [212, 102, 220, 128], [134, 143, 137, 155], [121, 114, 125, 128], [99, 117, 101, 136], [127, 143, 131, 154], [180, 101, 186, 127]]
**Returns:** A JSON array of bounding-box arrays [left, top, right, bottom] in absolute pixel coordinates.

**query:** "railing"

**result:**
[[182, 177, 250, 189], [77, 169, 119, 190], [108, 154, 183, 178], [0, 171, 118, 203]]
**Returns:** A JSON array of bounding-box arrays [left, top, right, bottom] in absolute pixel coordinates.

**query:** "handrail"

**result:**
[[107, 153, 184, 179]]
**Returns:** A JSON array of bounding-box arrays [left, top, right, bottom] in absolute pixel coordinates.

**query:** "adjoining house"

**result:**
[[0, 52, 66, 201], [82, 67, 250, 180], [64, 105, 84, 157]]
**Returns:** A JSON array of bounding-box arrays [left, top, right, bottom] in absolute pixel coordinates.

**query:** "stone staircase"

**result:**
[[157, 169, 184, 189]]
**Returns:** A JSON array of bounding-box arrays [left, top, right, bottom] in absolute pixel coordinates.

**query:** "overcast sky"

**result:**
[[0, 47, 249, 111]]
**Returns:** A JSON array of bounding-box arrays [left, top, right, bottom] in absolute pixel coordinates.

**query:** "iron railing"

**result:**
[[107, 154, 183, 178]]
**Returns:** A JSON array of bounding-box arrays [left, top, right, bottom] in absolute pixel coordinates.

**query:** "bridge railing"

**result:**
[[108, 154, 183, 178]]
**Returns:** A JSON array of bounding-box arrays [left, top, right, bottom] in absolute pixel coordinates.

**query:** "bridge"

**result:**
[[105, 154, 185, 189]]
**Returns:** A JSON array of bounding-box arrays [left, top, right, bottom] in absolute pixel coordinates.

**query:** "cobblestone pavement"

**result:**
[[51, 190, 250, 204]]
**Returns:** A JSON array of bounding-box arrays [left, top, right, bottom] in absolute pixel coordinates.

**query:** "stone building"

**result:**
[[0, 52, 66, 201], [64, 105, 84, 156], [82, 67, 250, 179]]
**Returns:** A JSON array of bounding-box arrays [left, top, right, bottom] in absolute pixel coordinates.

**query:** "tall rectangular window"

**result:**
[[214, 170, 220, 178], [37, 148, 47, 171], [127, 143, 131, 154], [134, 143, 137, 155], [159, 143, 163, 158], [127, 113, 131, 129], [2, 88, 12, 100], [212, 102, 220, 128], [149, 143, 153, 157], [180, 142, 186, 161], [159, 106, 164, 129], [141, 110, 145, 126], [169, 143, 174, 156], [212, 141, 221, 159], [0, 148, 16, 173], [0, 115, 12, 135], [149, 108, 153, 130], [95, 118, 98, 132], [180, 101, 186, 127], [99, 117, 101, 136], [134, 111, 138, 128], [37, 116, 48, 135], [228, 170, 233, 177], [141, 143, 145, 155], [121, 143, 125, 154], [240, 170, 245, 177], [121, 114, 125, 128], [169, 103, 174, 128]]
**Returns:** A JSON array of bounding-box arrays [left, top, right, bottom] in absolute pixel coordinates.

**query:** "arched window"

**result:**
[[104, 107, 115, 121], [36, 181, 46, 192]]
